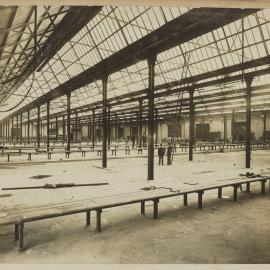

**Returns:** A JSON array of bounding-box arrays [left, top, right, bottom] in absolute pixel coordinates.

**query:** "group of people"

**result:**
[[128, 136, 174, 166], [158, 143, 173, 165], [130, 134, 147, 149]]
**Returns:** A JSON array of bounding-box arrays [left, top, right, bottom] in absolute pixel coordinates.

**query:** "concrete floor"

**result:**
[[0, 149, 269, 263]]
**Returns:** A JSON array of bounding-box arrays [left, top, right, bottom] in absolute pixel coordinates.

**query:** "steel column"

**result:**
[[27, 110, 30, 144], [115, 115, 118, 142], [155, 108, 158, 145], [46, 101, 50, 150], [231, 110, 235, 144], [189, 89, 195, 161], [16, 114, 19, 143], [63, 116, 65, 141], [129, 117, 132, 137], [223, 114, 227, 142], [263, 112, 266, 142], [92, 109, 95, 147], [139, 99, 143, 148], [11, 117, 13, 142], [147, 54, 156, 180], [75, 112, 78, 142], [37, 106, 40, 148], [55, 115, 58, 142], [98, 117, 101, 142], [20, 113, 22, 144], [245, 77, 253, 168], [102, 75, 108, 168], [136, 111, 139, 145], [4, 120, 6, 141], [108, 104, 111, 149], [7, 119, 10, 142], [67, 92, 71, 151]]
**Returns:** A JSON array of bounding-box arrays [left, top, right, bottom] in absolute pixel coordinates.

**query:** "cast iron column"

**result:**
[[92, 109, 95, 147], [20, 113, 23, 144], [129, 117, 132, 138], [155, 108, 158, 145], [115, 115, 118, 142], [16, 114, 19, 143], [67, 92, 71, 151], [147, 54, 156, 180], [189, 88, 195, 161], [7, 119, 10, 142], [108, 104, 111, 149], [27, 110, 30, 144], [46, 101, 50, 150], [102, 75, 108, 168], [263, 112, 266, 142], [231, 110, 235, 144], [223, 114, 227, 143], [88, 119, 91, 142], [136, 111, 139, 145], [37, 106, 40, 148], [40, 120, 43, 140], [75, 112, 78, 142], [245, 76, 253, 168], [138, 99, 143, 148], [63, 116, 65, 142], [11, 117, 14, 142], [55, 115, 58, 142]]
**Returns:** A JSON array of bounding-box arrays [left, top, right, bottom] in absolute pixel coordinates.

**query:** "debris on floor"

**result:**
[[2, 182, 109, 190], [0, 193, 11, 198], [29, 174, 52, 179], [183, 181, 199, 185]]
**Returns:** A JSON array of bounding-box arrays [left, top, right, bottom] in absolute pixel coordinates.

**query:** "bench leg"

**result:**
[[261, 180, 266, 195], [15, 224, 19, 241], [141, 201, 145, 215], [183, 194, 188, 206], [218, 187, 222, 198], [96, 209, 102, 232], [86, 211, 91, 226], [197, 191, 204, 209], [19, 223, 24, 252], [153, 199, 159, 219], [233, 185, 238, 202], [246, 182, 250, 193]]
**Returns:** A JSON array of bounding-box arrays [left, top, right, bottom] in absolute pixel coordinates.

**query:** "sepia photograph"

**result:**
[[0, 0, 269, 265]]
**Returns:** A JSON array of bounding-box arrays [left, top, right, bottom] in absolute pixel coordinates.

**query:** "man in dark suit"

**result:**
[[167, 143, 173, 165], [158, 144, 165, 165]]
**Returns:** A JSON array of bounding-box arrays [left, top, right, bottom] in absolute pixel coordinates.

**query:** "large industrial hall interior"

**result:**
[[0, 1, 270, 264]]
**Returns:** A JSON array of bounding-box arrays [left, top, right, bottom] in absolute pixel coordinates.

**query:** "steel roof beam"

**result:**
[[9, 8, 258, 116]]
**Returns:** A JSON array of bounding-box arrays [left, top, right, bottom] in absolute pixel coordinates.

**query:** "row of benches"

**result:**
[[2, 143, 270, 162], [0, 175, 268, 251]]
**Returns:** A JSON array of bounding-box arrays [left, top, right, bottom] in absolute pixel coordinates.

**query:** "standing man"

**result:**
[[167, 142, 173, 165], [131, 134, 136, 149], [158, 144, 165, 165], [142, 133, 146, 148]]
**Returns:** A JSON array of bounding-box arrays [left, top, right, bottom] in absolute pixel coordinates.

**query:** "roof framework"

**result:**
[[0, 6, 270, 123]]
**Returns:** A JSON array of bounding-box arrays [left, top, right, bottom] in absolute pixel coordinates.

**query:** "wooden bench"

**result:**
[[0, 175, 268, 252]]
